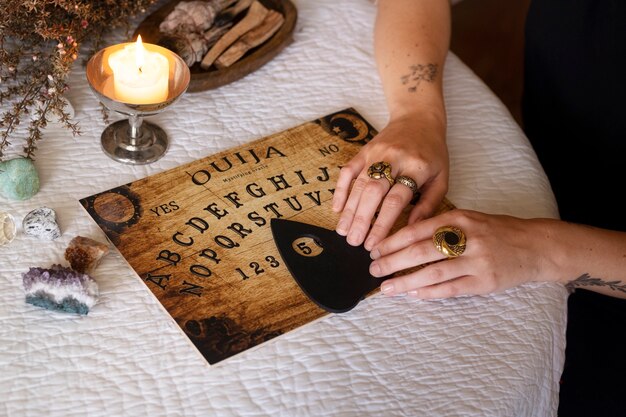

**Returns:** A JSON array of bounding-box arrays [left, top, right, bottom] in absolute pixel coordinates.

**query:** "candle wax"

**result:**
[[108, 42, 169, 104]]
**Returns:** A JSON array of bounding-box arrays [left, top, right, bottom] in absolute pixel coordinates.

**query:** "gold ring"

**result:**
[[395, 175, 420, 198], [433, 226, 466, 257], [367, 161, 394, 186]]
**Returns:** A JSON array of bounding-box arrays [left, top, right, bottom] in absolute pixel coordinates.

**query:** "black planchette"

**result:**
[[270, 218, 388, 313]]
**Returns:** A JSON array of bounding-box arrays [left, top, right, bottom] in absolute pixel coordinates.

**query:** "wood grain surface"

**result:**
[[80, 109, 454, 365], [215, 9, 285, 68], [134, 0, 297, 92], [200, 1, 269, 69]]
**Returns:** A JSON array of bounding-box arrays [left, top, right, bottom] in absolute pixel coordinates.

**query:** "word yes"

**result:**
[[150, 201, 179, 216]]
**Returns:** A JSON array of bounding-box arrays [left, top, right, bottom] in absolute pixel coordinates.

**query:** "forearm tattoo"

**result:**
[[400, 64, 438, 92], [565, 273, 626, 295]]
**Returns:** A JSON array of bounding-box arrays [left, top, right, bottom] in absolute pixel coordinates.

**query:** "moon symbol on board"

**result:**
[[330, 113, 370, 143]]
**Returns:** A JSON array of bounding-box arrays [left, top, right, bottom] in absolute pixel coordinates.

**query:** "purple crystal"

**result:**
[[22, 264, 99, 315]]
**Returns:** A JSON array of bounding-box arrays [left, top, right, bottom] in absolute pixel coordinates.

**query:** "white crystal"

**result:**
[[0, 211, 16, 246]]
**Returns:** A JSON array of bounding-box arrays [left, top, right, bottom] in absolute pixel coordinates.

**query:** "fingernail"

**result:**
[[370, 262, 381, 276], [364, 238, 374, 250], [370, 248, 380, 260], [408, 290, 419, 298], [347, 231, 362, 245], [381, 283, 394, 295], [336, 220, 347, 235]]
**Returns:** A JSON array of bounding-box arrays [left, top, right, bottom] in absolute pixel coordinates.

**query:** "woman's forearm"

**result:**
[[374, 0, 450, 122], [543, 220, 626, 299]]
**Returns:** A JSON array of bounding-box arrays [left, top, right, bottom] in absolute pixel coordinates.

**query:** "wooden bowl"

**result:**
[[134, 0, 297, 92]]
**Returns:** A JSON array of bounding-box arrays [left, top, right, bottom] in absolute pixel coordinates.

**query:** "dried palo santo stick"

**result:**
[[200, 0, 269, 69], [214, 0, 255, 27], [215, 10, 284, 68]]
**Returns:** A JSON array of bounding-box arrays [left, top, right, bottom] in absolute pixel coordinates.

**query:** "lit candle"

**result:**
[[108, 35, 169, 104]]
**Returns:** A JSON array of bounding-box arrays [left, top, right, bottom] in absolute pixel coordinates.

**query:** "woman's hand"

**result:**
[[332, 111, 448, 250], [369, 209, 559, 299]]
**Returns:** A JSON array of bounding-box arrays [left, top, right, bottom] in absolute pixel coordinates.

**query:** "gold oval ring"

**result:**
[[433, 226, 466, 258], [367, 161, 394, 186], [395, 175, 420, 198]]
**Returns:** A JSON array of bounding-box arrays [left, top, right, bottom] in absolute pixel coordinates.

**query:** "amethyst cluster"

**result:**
[[22, 264, 99, 315]]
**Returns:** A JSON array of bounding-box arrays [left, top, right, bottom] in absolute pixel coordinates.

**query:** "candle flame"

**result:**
[[135, 35, 145, 72]]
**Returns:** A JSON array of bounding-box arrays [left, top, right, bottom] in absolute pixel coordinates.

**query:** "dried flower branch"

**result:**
[[0, 0, 156, 160]]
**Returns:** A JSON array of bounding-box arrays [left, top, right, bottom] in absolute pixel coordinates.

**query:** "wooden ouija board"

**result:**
[[80, 108, 453, 365]]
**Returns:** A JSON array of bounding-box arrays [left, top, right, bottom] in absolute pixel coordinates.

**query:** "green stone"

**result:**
[[0, 158, 40, 201]]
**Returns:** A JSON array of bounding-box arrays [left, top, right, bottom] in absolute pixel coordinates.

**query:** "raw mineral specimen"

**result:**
[[22, 265, 99, 315], [22, 207, 61, 240], [65, 236, 110, 273], [0, 211, 16, 246], [0, 157, 40, 201]]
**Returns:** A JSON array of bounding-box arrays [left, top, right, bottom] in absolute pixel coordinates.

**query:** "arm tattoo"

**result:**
[[400, 64, 438, 92], [565, 273, 626, 294]]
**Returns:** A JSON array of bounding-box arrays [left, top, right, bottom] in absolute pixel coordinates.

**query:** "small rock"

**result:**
[[0, 158, 40, 201], [23, 207, 61, 240], [0, 211, 16, 246], [65, 236, 110, 273], [22, 264, 99, 315]]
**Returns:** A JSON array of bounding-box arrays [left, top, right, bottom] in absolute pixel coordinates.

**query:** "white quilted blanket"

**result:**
[[0, 1, 568, 416]]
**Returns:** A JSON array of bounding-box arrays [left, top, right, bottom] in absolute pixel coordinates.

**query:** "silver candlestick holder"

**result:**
[[86, 41, 190, 164]]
